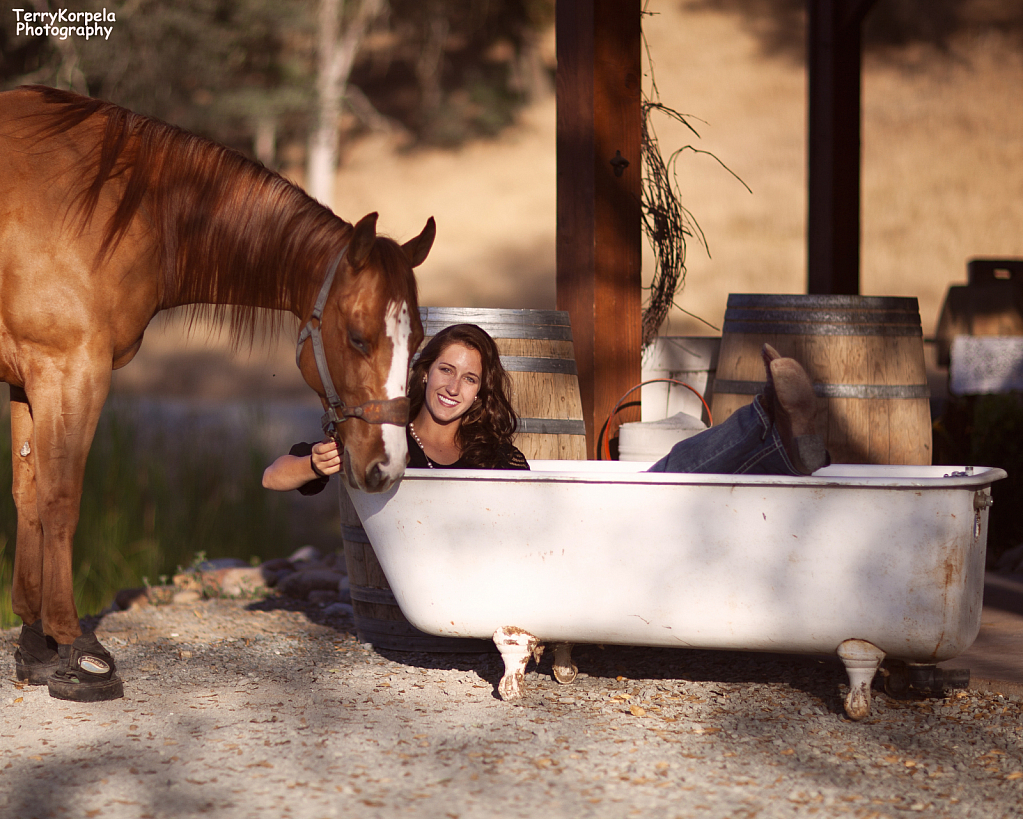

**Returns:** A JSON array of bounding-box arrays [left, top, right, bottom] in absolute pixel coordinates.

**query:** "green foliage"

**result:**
[[2, 0, 556, 155], [0, 399, 290, 629], [933, 393, 1023, 566]]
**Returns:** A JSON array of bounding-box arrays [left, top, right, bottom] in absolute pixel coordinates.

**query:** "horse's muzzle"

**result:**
[[344, 447, 404, 494]]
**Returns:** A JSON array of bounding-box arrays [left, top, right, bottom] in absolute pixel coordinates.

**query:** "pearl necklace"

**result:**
[[408, 423, 434, 468]]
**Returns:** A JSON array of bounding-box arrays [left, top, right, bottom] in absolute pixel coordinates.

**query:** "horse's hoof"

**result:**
[[14, 619, 60, 685], [46, 634, 124, 702], [16, 658, 60, 685], [48, 676, 124, 702]]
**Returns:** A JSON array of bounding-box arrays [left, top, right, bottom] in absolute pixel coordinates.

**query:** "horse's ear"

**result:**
[[402, 217, 436, 269], [349, 212, 379, 269]]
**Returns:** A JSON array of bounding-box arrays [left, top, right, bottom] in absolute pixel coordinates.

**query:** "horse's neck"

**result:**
[[162, 178, 346, 318]]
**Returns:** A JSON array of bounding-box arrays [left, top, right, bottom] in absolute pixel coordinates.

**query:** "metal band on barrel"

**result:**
[[420, 307, 574, 341], [722, 320, 923, 337], [516, 418, 587, 435], [409, 353, 579, 375], [713, 380, 931, 399], [349, 585, 398, 606], [499, 356, 578, 375], [341, 524, 371, 544], [725, 294, 920, 311]]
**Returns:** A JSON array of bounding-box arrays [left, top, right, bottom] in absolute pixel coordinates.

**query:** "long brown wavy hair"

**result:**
[[408, 324, 518, 467]]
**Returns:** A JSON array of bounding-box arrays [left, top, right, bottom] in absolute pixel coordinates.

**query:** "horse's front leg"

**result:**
[[10, 386, 44, 623], [15, 364, 124, 700], [9, 386, 62, 684]]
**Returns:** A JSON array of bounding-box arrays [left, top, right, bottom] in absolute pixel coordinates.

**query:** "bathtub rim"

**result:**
[[390, 462, 1007, 491]]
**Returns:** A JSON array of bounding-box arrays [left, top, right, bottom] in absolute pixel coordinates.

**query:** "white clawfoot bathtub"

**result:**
[[346, 461, 1006, 719]]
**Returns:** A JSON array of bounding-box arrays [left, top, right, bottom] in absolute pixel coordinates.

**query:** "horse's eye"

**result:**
[[349, 333, 370, 356]]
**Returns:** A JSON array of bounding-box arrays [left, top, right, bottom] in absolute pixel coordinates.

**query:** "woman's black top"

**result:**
[[290, 428, 529, 495], [405, 428, 529, 470]]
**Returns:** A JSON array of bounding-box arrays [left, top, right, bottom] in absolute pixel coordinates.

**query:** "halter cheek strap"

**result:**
[[296, 246, 411, 441]]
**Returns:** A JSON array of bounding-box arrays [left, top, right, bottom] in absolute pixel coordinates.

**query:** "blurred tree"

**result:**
[[383, 0, 554, 144], [2, 0, 555, 167], [2, 0, 315, 165], [307, 0, 386, 209]]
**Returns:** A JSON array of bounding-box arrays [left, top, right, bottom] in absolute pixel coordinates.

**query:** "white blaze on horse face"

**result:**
[[380, 300, 412, 476]]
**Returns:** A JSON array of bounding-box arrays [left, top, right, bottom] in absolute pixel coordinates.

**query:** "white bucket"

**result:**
[[641, 336, 720, 423], [618, 412, 708, 462]]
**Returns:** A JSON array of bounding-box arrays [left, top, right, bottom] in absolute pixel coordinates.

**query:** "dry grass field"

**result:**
[[112, 0, 1023, 401]]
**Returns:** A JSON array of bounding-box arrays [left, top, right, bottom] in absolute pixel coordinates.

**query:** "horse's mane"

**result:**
[[23, 85, 418, 348]]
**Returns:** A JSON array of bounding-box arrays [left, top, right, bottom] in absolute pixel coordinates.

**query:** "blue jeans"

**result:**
[[646, 396, 802, 476]]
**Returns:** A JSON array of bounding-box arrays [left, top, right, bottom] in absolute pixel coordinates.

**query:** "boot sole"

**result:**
[[48, 676, 124, 702]]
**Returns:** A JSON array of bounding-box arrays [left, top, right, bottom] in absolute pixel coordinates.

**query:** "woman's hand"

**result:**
[[310, 439, 341, 478], [262, 439, 341, 491]]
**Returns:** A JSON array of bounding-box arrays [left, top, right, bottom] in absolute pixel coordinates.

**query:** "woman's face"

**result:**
[[422, 342, 483, 425]]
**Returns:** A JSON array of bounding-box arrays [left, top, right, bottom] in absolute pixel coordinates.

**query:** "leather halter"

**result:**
[[296, 246, 411, 442]]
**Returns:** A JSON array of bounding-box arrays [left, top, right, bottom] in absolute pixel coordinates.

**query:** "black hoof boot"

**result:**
[[15, 619, 60, 685], [47, 633, 124, 702]]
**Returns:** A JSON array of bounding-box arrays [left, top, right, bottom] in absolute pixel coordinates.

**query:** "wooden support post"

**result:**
[[556, 0, 642, 458], [806, 0, 878, 295]]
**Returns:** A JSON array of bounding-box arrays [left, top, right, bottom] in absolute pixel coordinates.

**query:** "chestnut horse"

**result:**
[[0, 86, 432, 696]]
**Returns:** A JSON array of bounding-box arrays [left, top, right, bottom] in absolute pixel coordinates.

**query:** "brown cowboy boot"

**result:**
[[761, 344, 829, 475]]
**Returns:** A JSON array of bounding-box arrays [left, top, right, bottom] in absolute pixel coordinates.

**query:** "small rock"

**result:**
[[146, 585, 175, 606], [323, 602, 354, 618], [173, 572, 203, 592], [260, 558, 295, 587], [114, 587, 150, 611], [278, 569, 345, 600], [309, 589, 340, 605], [172, 589, 202, 605], [208, 567, 267, 598], [289, 545, 322, 564]]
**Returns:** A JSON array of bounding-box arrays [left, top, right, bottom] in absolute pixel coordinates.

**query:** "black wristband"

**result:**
[[310, 453, 328, 479]]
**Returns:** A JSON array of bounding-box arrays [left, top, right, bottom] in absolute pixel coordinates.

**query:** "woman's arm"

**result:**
[[262, 440, 341, 491]]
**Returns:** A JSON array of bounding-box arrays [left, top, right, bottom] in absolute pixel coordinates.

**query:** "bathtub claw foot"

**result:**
[[837, 639, 885, 721], [493, 626, 542, 701], [552, 643, 578, 685]]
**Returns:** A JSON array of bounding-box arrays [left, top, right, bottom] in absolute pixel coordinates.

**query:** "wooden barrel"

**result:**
[[419, 307, 587, 460], [710, 294, 932, 465], [338, 482, 491, 653]]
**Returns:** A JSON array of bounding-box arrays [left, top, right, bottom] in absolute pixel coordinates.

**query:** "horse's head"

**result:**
[[298, 212, 433, 492]]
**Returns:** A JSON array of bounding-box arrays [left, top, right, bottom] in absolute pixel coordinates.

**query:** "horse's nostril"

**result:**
[[366, 462, 386, 492]]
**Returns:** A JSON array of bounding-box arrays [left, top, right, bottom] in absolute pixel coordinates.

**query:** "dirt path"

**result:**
[[3, 598, 1022, 819]]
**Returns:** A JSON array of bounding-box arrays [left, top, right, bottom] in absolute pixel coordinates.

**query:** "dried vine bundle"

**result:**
[[640, 100, 707, 347]]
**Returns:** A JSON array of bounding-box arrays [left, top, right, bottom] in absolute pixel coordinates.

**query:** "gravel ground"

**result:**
[[2, 597, 1022, 819]]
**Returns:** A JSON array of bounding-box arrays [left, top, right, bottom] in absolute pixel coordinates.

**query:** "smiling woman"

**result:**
[[262, 323, 529, 497], [405, 324, 529, 470]]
